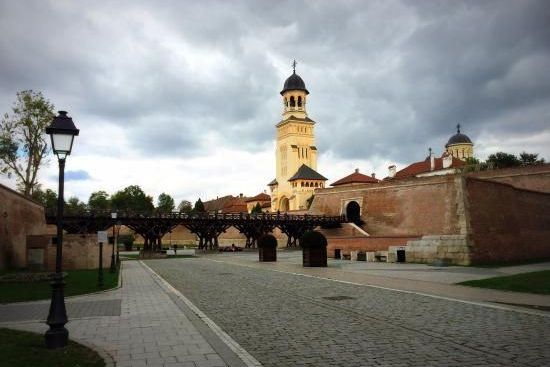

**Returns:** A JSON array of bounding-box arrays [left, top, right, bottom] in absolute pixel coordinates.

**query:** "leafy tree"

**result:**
[[486, 152, 521, 169], [157, 193, 175, 212], [519, 152, 545, 166], [65, 196, 86, 215], [32, 187, 58, 209], [177, 199, 192, 213], [0, 90, 55, 196], [88, 190, 111, 211], [250, 202, 262, 214], [464, 157, 480, 165], [193, 198, 205, 213], [111, 185, 154, 213]]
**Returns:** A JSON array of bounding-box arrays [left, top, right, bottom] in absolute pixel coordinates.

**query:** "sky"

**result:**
[[1, 0, 549, 205]]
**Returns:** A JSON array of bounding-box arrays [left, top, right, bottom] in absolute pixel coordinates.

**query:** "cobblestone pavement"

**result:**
[[0, 261, 248, 367], [147, 258, 550, 367]]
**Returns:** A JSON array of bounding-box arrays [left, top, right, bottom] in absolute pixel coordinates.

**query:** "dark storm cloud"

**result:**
[[1, 0, 549, 162]]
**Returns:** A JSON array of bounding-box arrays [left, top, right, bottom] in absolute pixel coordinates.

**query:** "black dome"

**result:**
[[446, 125, 473, 147], [280, 72, 309, 95], [446, 133, 472, 147]]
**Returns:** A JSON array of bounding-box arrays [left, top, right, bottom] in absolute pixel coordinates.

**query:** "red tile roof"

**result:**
[[203, 195, 248, 213], [222, 197, 248, 213], [245, 193, 271, 202], [392, 156, 465, 179], [331, 169, 379, 186]]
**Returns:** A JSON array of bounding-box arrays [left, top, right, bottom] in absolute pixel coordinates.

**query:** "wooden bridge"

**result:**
[[45, 211, 345, 251]]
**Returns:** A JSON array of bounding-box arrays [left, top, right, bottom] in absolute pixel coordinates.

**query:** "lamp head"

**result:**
[[46, 111, 79, 159]]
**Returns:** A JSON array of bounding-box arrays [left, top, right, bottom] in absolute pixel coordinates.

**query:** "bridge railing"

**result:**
[[45, 208, 346, 223]]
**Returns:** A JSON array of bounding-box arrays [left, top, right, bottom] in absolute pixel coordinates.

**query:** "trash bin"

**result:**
[[396, 248, 406, 263], [334, 249, 341, 259]]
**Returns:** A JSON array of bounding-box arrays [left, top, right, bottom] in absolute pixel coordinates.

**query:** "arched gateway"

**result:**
[[345, 201, 361, 225]]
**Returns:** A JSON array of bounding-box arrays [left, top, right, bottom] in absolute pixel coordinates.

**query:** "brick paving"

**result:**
[[147, 258, 550, 367], [0, 261, 246, 367]]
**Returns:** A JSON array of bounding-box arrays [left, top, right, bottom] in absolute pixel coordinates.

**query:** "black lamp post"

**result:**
[[45, 111, 79, 349], [110, 212, 117, 273]]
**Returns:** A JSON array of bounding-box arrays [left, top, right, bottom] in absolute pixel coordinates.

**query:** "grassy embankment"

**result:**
[[0, 267, 119, 303], [0, 328, 105, 367], [458, 270, 550, 295]]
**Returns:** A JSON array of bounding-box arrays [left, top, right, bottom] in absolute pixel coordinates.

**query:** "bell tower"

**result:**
[[270, 61, 325, 212]]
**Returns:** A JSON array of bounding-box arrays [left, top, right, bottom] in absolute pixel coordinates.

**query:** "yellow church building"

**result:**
[[269, 64, 327, 212]]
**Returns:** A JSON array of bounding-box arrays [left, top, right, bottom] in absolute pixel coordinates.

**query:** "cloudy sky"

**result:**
[[1, 0, 549, 205]]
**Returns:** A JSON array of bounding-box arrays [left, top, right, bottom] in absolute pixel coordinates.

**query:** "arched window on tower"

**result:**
[[290, 96, 295, 108], [298, 96, 302, 107]]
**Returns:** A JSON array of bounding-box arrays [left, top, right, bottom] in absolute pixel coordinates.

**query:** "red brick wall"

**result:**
[[326, 236, 419, 257], [311, 175, 462, 236], [0, 184, 47, 269], [466, 177, 550, 263], [468, 164, 550, 193]]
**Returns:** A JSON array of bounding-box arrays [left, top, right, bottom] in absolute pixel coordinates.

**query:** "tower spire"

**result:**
[[457, 123, 461, 134], [292, 59, 297, 74]]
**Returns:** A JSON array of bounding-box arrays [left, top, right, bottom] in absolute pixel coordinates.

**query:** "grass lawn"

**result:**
[[0, 267, 119, 303], [0, 328, 105, 367], [458, 270, 550, 294]]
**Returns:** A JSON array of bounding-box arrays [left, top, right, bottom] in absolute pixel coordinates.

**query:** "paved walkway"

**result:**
[[206, 251, 550, 310], [2, 254, 549, 366], [147, 256, 550, 367], [0, 261, 252, 367]]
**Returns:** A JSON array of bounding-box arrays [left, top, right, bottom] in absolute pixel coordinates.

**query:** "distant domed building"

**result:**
[[445, 124, 473, 161]]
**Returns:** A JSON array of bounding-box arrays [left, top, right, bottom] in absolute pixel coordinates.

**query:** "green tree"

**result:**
[[65, 196, 86, 215], [519, 152, 545, 166], [193, 198, 205, 213], [464, 157, 480, 165], [486, 152, 521, 169], [157, 193, 175, 212], [250, 202, 262, 214], [111, 185, 154, 213], [0, 90, 55, 197], [32, 187, 58, 209], [177, 199, 192, 213], [88, 190, 111, 211]]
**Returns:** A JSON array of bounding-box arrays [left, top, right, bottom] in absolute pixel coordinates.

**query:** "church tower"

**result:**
[[445, 124, 474, 161], [269, 62, 327, 212]]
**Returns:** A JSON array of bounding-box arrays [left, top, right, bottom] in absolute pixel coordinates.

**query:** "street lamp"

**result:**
[[45, 111, 79, 349], [110, 212, 117, 273]]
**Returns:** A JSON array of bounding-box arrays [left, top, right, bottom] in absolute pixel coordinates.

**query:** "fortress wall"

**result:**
[[466, 177, 550, 263], [311, 175, 462, 237], [467, 164, 550, 193], [0, 183, 47, 269]]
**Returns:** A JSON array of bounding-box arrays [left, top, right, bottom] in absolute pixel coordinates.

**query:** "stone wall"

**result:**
[[466, 177, 550, 263], [0, 183, 47, 269], [327, 236, 419, 258], [28, 234, 114, 271], [311, 175, 463, 236], [468, 164, 550, 193]]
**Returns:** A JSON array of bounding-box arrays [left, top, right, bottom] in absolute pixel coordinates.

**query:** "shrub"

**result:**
[[300, 231, 327, 249], [258, 234, 277, 248], [118, 234, 135, 250]]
